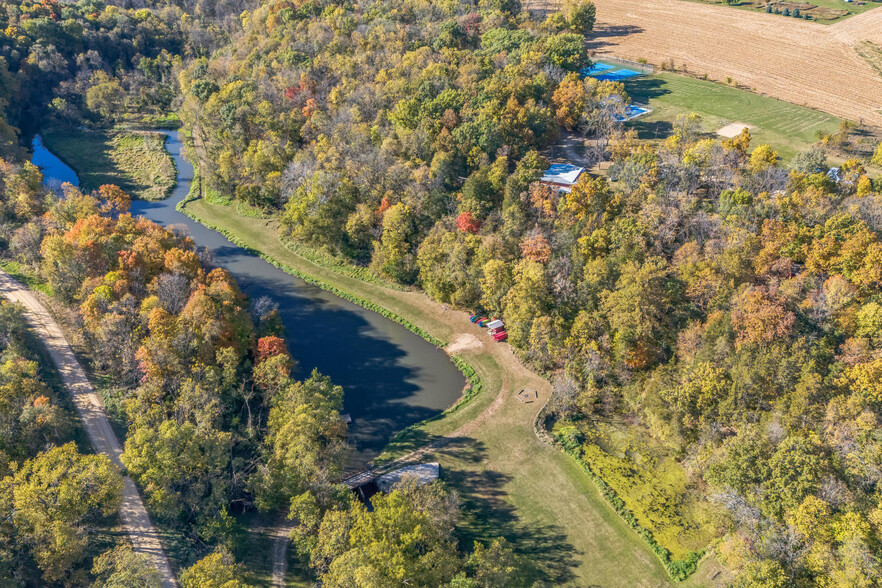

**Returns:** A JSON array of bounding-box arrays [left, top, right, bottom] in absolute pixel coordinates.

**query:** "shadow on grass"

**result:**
[[629, 119, 675, 141], [621, 77, 676, 140], [623, 77, 672, 104], [41, 129, 129, 194], [435, 437, 580, 585]]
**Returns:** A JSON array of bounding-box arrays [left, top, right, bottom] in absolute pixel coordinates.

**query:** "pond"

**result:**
[[32, 130, 465, 468]]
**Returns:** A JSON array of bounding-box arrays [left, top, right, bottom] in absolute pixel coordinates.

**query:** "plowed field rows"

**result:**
[[577, 0, 882, 126]]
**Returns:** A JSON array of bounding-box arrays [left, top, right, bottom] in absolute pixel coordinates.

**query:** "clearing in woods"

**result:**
[[41, 129, 176, 201], [621, 73, 842, 160], [570, 0, 882, 126]]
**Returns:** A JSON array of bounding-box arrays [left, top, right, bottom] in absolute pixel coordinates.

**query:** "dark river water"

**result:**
[[31, 132, 464, 467]]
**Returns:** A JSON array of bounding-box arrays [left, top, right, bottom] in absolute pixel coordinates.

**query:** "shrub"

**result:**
[[547, 430, 704, 581]]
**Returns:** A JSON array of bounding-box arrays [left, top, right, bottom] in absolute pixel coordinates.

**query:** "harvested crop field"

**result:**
[[570, 0, 882, 126]]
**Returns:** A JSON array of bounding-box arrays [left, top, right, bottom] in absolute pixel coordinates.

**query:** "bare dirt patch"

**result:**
[[717, 122, 757, 137], [446, 333, 484, 354], [579, 0, 882, 126]]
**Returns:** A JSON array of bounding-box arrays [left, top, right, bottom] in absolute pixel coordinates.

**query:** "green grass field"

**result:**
[[623, 73, 843, 161], [42, 128, 176, 200]]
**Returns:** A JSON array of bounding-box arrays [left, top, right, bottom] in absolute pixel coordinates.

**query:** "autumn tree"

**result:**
[[730, 287, 796, 348], [180, 548, 251, 588], [600, 258, 676, 368], [552, 73, 586, 130], [7, 444, 123, 583], [85, 72, 125, 120], [871, 141, 882, 168], [314, 480, 462, 587], [563, 0, 596, 34], [417, 228, 483, 307], [91, 546, 161, 588], [373, 202, 418, 283], [251, 370, 349, 512]]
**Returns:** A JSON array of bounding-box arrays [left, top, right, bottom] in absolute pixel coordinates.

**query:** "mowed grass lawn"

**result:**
[[42, 128, 176, 200], [624, 72, 842, 161], [182, 196, 728, 587]]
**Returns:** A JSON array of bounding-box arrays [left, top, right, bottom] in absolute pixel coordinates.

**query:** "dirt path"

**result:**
[[577, 0, 882, 126], [184, 196, 727, 585], [270, 515, 295, 588], [0, 271, 178, 587]]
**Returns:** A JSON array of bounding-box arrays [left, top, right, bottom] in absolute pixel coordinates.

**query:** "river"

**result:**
[[31, 132, 465, 467]]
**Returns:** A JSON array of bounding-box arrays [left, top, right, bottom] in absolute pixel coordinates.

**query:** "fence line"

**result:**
[[592, 54, 656, 74]]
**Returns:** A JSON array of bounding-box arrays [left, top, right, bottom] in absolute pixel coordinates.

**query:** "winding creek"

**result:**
[[31, 131, 465, 468]]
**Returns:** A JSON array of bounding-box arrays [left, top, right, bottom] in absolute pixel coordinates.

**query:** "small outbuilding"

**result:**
[[486, 319, 504, 331], [540, 163, 584, 193]]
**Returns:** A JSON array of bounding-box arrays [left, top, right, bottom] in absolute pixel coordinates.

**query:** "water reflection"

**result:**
[[33, 131, 464, 467]]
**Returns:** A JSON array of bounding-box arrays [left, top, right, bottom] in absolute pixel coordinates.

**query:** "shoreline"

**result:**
[[177, 191, 722, 585]]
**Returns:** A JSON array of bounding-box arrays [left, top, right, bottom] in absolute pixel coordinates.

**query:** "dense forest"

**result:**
[[0, 1, 529, 586], [175, 0, 882, 585], [2, 0, 882, 585]]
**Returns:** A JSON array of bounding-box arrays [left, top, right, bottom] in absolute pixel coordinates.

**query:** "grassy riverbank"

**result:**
[[180, 195, 727, 587], [42, 128, 175, 200]]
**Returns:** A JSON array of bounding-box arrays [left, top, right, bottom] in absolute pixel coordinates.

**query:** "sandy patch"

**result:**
[[446, 333, 484, 354], [717, 122, 756, 137]]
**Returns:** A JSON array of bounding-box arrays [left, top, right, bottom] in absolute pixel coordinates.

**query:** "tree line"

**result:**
[[0, 0, 537, 576], [173, 0, 882, 584]]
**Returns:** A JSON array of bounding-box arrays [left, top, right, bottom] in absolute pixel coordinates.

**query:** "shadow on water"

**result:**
[[433, 437, 580, 585], [34, 130, 466, 468]]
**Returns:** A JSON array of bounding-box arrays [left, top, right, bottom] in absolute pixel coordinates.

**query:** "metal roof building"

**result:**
[[540, 163, 584, 192]]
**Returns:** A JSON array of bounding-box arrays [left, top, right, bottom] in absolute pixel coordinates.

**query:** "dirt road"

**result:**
[[186, 196, 730, 585], [0, 270, 178, 587], [580, 0, 882, 126]]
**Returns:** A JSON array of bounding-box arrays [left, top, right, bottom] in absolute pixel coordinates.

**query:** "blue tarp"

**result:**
[[614, 105, 651, 122], [593, 68, 642, 81], [581, 62, 615, 76]]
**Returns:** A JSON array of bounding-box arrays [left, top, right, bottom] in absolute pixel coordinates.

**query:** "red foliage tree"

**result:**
[[456, 211, 482, 234], [257, 336, 289, 363]]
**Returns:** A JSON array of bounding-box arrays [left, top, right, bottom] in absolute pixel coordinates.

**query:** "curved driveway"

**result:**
[[0, 270, 178, 587]]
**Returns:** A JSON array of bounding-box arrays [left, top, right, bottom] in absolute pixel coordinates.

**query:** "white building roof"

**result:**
[[541, 163, 584, 186]]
